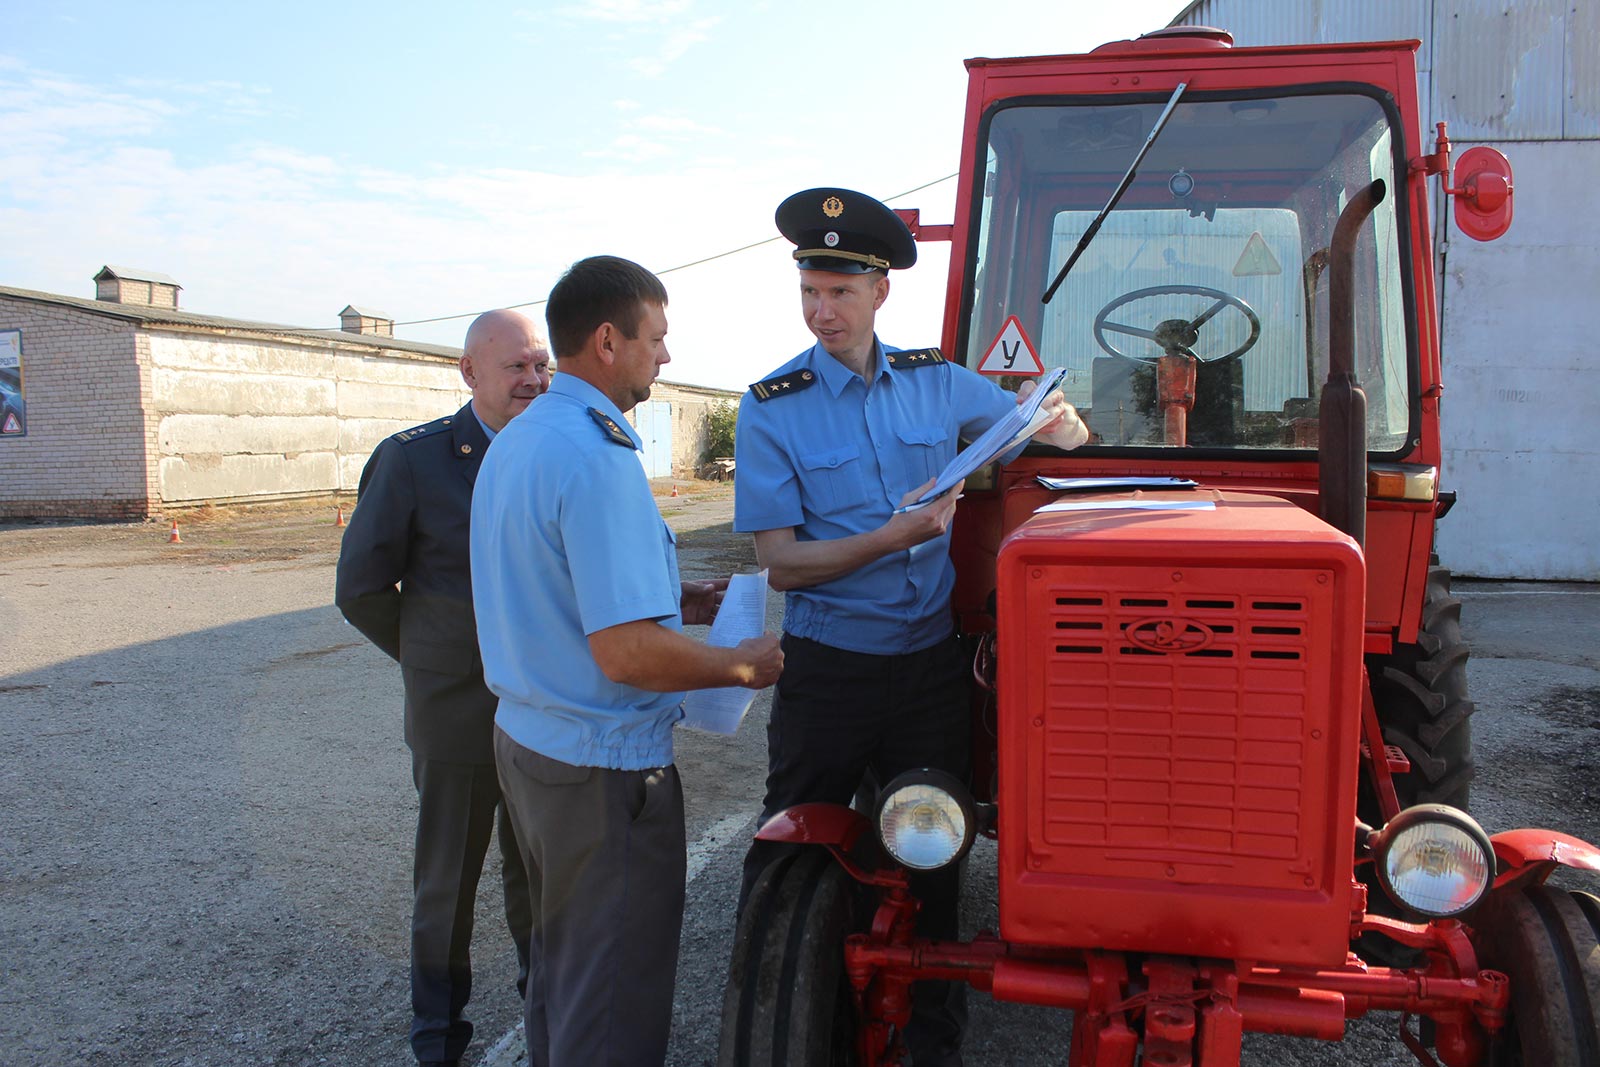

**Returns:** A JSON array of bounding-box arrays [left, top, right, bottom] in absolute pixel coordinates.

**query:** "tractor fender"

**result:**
[[755, 801, 870, 848], [1490, 828, 1600, 890], [754, 802, 907, 890]]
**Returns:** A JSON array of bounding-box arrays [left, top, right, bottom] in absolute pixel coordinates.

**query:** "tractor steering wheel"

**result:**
[[1093, 284, 1261, 366]]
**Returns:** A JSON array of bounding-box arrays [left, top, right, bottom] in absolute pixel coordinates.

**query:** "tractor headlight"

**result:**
[[874, 769, 976, 871], [1369, 804, 1494, 918]]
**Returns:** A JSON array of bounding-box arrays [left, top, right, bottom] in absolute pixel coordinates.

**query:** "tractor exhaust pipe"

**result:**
[[1319, 179, 1386, 547]]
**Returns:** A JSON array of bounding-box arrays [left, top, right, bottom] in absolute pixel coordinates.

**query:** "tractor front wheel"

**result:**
[[719, 849, 863, 1067], [1476, 885, 1600, 1065]]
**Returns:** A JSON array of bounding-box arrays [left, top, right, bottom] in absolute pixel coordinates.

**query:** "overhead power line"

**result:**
[[277, 173, 960, 336]]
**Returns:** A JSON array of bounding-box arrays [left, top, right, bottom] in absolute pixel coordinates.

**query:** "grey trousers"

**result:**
[[410, 755, 533, 1064], [494, 727, 687, 1067]]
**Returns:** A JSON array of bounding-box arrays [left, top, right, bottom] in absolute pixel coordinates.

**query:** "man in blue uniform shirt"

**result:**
[[733, 188, 1088, 1066], [336, 309, 549, 1067], [472, 255, 784, 1067]]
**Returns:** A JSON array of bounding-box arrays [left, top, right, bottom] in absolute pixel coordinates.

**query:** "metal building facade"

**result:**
[[1166, 0, 1599, 579]]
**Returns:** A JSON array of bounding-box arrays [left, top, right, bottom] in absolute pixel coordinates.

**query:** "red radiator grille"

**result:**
[[1028, 569, 1329, 891]]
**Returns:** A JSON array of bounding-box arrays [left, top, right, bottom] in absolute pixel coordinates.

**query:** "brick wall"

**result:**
[[0, 297, 149, 520]]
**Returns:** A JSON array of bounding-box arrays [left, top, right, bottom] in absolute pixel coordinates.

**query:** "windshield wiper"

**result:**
[[1041, 81, 1188, 305]]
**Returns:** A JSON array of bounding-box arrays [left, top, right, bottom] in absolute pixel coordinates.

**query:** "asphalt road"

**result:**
[[1, 495, 1596, 1067]]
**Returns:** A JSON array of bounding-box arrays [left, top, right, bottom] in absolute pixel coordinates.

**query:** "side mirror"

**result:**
[[1451, 146, 1514, 242]]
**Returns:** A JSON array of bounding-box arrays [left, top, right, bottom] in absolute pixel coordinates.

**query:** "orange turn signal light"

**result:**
[[1368, 464, 1437, 502]]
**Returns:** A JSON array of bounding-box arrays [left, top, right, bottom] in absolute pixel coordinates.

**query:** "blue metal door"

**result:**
[[635, 400, 673, 478]]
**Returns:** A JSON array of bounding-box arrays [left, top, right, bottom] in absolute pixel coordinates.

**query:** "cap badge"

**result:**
[[822, 196, 844, 218], [824, 231, 840, 247]]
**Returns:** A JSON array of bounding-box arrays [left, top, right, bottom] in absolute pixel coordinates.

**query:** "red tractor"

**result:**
[[721, 26, 1600, 1067]]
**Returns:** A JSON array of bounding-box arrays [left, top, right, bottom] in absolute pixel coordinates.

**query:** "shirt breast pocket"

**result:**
[[798, 445, 870, 513], [896, 425, 950, 489]]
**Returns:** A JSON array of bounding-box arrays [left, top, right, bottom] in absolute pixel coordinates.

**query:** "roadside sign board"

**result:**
[[0, 329, 24, 438]]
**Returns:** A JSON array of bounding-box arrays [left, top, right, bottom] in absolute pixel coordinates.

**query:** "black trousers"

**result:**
[[739, 633, 972, 1067], [495, 727, 687, 1067], [409, 755, 534, 1064]]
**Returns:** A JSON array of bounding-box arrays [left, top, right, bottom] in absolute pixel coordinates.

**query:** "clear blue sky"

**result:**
[[0, 1, 1185, 389]]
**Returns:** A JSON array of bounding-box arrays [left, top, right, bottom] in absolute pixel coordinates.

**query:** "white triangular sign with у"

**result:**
[[1232, 231, 1281, 276], [977, 315, 1044, 376], [1, 412, 18, 434]]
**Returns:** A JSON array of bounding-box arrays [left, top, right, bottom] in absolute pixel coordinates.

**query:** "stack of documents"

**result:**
[[902, 366, 1071, 512]]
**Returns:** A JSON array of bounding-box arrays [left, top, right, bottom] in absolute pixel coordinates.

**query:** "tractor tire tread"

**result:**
[[720, 849, 859, 1067], [1476, 885, 1600, 1066], [1363, 563, 1475, 812]]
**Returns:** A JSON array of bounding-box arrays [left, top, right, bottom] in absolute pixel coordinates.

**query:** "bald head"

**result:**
[[460, 309, 551, 432]]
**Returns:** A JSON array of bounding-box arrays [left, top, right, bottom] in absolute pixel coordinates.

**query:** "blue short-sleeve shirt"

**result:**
[[471, 373, 684, 770], [734, 338, 1019, 655]]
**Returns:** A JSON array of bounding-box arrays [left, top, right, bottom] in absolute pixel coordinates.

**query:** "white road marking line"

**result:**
[[480, 811, 757, 1067], [687, 812, 757, 885], [481, 1022, 525, 1066]]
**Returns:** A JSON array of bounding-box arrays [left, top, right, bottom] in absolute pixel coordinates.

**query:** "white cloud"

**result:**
[[582, 133, 673, 162], [579, 110, 724, 162], [560, 0, 695, 24], [123, 76, 273, 118], [627, 16, 719, 77], [630, 113, 719, 135], [247, 146, 342, 176], [0, 73, 176, 150], [552, 1, 719, 78]]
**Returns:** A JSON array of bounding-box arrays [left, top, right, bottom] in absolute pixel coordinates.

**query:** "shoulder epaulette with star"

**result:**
[[392, 416, 455, 444], [588, 408, 636, 448], [749, 369, 817, 402], [885, 347, 946, 370]]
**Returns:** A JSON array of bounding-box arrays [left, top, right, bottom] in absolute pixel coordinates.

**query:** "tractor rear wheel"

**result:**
[[1476, 885, 1600, 1065], [719, 849, 862, 1067], [1364, 563, 1475, 811]]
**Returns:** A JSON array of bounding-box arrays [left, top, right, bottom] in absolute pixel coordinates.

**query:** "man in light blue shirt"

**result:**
[[472, 256, 783, 1067], [732, 189, 1086, 1067]]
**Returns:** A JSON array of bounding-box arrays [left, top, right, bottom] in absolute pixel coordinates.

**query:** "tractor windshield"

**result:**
[[961, 91, 1414, 454]]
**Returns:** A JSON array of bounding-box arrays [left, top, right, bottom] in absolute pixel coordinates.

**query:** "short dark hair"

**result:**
[[545, 256, 668, 359]]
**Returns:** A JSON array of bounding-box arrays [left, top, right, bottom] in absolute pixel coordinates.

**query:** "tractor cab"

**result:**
[[936, 32, 1515, 649], [967, 75, 1407, 455]]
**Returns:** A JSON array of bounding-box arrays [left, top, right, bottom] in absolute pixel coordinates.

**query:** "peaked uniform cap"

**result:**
[[775, 187, 917, 274]]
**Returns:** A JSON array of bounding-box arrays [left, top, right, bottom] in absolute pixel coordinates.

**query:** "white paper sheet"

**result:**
[[1035, 498, 1216, 514], [1036, 475, 1198, 491], [681, 570, 770, 735], [900, 366, 1070, 512]]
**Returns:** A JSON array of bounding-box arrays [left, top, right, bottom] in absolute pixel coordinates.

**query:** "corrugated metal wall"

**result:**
[[1171, 0, 1597, 140], [1168, 0, 1600, 579]]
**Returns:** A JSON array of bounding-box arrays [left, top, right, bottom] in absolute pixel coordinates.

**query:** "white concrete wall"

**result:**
[[146, 330, 468, 504], [1434, 140, 1600, 579], [333, 349, 469, 490]]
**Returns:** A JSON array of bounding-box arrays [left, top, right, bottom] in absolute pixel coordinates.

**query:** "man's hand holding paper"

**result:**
[[1016, 375, 1090, 451], [900, 366, 1087, 511]]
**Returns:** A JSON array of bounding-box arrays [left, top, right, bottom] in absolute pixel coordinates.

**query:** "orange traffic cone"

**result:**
[[670, 484, 679, 497], [335, 505, 346, 527], [167, 520, 182, 544]]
